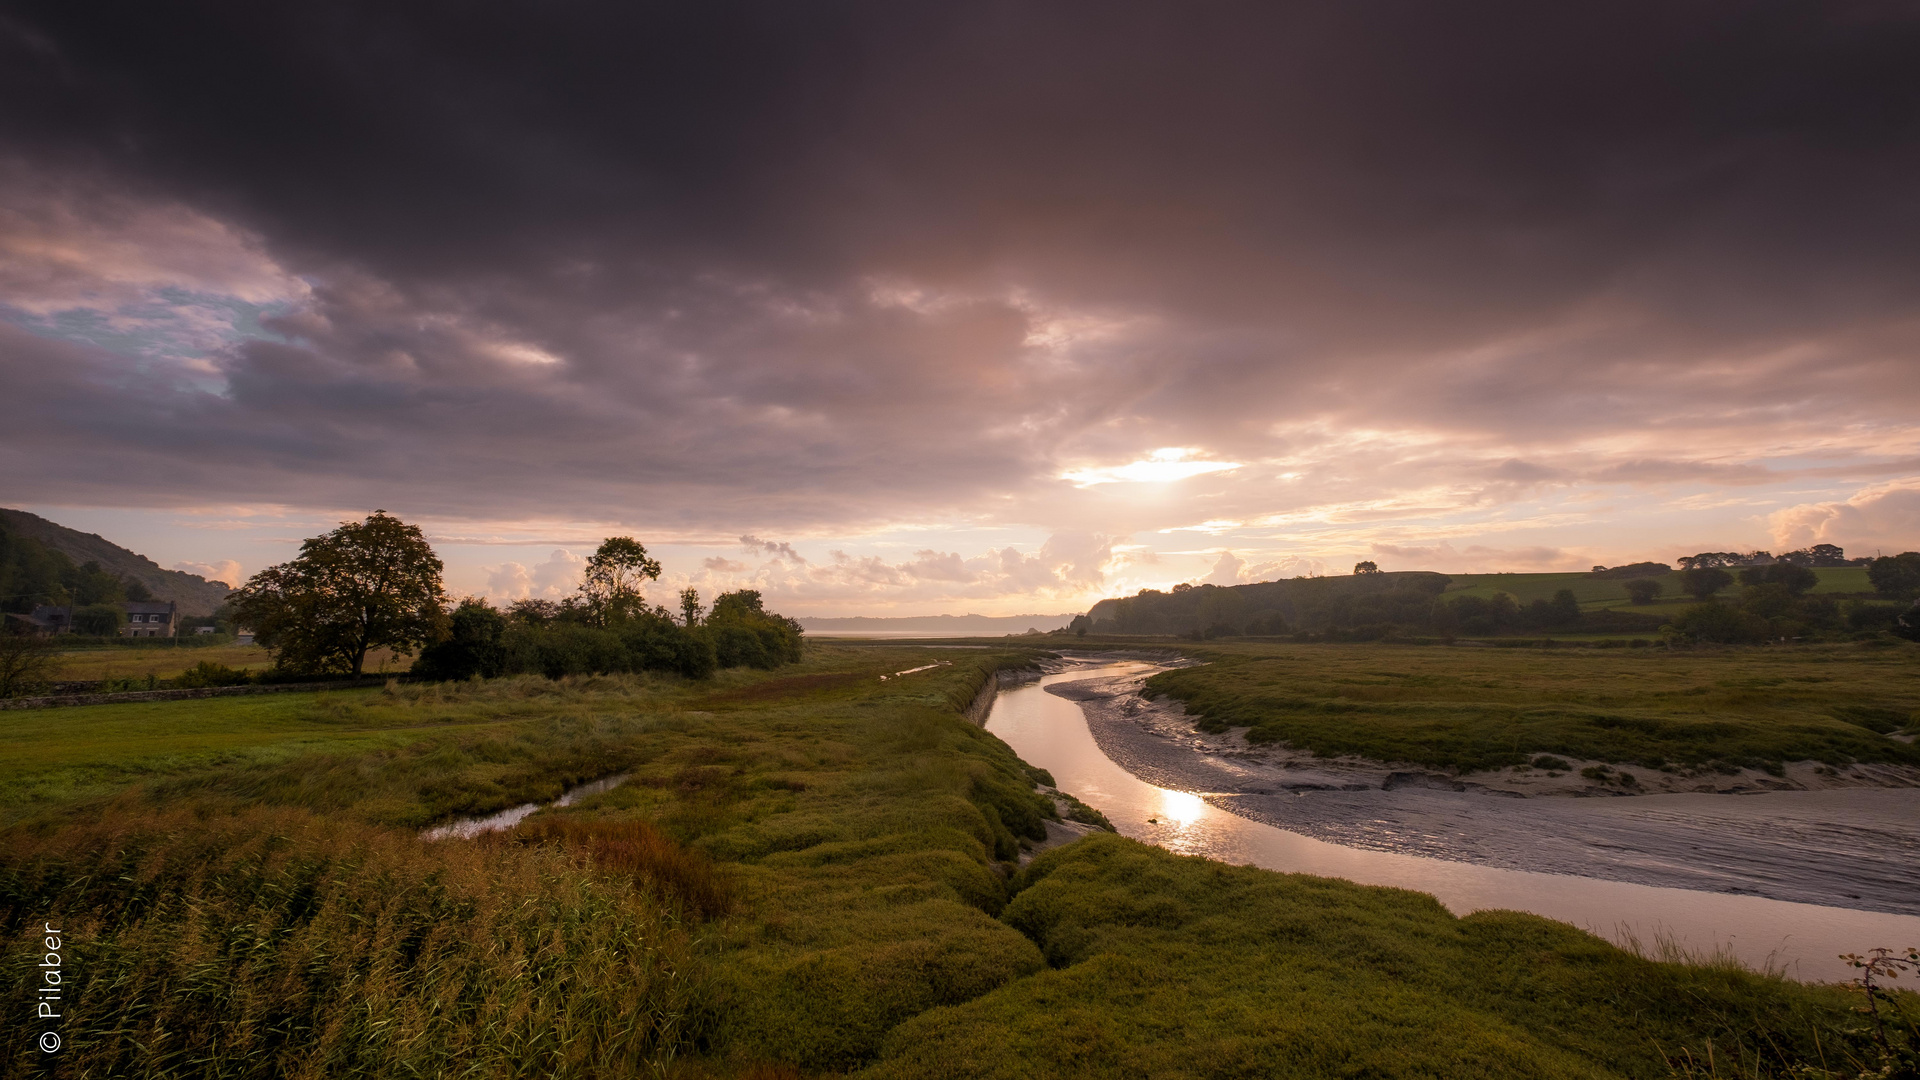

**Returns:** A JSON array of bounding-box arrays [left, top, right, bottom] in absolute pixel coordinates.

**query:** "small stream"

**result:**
[[420, 773, 630, 841], [987, 659, 1920, 984]]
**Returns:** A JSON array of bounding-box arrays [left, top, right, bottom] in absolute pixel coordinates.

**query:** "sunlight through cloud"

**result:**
[[1062, 448, 1243, 487]]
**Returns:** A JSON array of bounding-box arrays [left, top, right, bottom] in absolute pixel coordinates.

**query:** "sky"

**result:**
[[2, 1, 1918, 616]]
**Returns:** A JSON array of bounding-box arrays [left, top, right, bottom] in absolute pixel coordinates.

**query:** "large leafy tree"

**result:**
[[229, 511, 447, 676], [578, 537, 662, 625]]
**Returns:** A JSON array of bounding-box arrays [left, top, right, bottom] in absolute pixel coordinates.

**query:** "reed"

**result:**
[[0, 803, 699, 1078], [510, 816, 734, 920]]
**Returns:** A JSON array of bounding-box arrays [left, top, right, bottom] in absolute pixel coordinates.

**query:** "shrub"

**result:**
[[173, 660, 253, 688], [72, 602, 126, 636], [413, 598, 509, 681], [1663, 601, 1772, 645], [1868, 552, 1920, 600], [1624, 578, 1663, 604]]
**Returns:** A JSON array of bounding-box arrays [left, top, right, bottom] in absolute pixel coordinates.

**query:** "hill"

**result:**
[[0, 508, 234, 616], [799, 612, 1078, 637], [1081, 566, 1889, 641]]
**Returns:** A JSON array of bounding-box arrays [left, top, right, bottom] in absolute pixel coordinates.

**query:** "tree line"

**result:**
[[227, 512, 802, 680], [1077, 573, 1665, 642]]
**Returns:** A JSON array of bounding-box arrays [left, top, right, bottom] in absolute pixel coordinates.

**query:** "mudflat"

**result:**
[[1058, 665, 1920, 916]]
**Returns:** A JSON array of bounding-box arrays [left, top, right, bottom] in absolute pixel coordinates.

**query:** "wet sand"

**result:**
[[1053, 667, 1920, 917]]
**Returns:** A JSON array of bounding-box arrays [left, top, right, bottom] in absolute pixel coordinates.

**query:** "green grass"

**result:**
[[2, 642, 1912, 1078], [865, 835, 1870, 1079], [1146, 640, 1920, 773]]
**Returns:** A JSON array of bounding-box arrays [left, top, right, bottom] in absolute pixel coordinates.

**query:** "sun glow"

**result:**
[[1061, 448, 1242, 486], [1158, 789, 1208, 829]]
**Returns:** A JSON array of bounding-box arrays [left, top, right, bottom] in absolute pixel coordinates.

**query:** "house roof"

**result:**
[[125, 601, 177, 615]]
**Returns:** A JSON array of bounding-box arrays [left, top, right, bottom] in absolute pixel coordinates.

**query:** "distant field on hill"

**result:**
[[1443, 567, 1872, 611]]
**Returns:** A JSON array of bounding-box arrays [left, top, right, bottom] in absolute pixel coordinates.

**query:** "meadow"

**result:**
[[1146, 639, 1920, 774], [1, 642, 1912, 1078], [45, 643, 400, 682]]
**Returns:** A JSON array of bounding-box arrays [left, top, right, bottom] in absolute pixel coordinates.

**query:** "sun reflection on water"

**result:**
[[1159, 789, 1207, 829]]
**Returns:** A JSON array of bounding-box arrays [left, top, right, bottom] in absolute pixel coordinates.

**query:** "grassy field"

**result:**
[[43, 643, 421, 682], [2, 642, 1911, 1078], [1145, 640, 1920, 773]]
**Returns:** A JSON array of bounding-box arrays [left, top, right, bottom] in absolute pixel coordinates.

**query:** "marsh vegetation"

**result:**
[[1146, 641, 1920, 775]]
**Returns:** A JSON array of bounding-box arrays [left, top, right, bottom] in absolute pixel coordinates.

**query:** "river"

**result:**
[[985, 658, 1920, 984]]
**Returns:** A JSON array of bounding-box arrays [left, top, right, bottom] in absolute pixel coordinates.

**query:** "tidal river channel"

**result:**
[[985, 659, 1920, 984]]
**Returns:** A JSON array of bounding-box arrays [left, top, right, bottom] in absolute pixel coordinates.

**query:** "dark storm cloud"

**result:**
[[2, 0, 1919, 536]]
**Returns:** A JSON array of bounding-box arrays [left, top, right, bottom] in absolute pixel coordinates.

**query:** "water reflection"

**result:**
[[987, 659, 1920, 983]]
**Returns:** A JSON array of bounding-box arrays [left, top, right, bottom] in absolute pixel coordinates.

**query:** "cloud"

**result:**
[[486, 548, 587, 601], [740, 536, 809, 564], [1770, 481, 1920, 555], [2, 4, 1920, 612], [1200, 551, 1245, 586], [173, 559, 243, 588]]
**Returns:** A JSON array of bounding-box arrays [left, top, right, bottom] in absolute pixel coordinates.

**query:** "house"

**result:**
[[123, 601, 178, 637], [13, 601, 178, 636], [20, 605, 71, 634]]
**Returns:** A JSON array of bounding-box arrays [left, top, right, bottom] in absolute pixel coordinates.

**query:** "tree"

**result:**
[[708, 589, 804, 668], [1680, 566, 1734, 599], [679, 587, 703, 627], [412, 598, 507, 681], [1739, 562, 1818, 594], [228, 510, 447, 676], [579, 537, 662, 625], [0, 631, 60, 697], [1624, 578, 1663, 605], [1867, 553, 1920, 601], [68, 561, 126, 605], [1353, 561, 1381, 575], [72, 603, 125, 636]]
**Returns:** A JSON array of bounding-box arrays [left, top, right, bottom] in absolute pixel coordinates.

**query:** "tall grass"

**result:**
[[0, 803, 700, 1078], [510, 816, 734, 920]]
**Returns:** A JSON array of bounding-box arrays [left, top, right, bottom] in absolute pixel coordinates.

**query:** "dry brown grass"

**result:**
[[512, 816, 735, 920]]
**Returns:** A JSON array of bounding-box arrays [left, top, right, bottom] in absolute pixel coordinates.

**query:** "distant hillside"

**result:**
[[798, 612, 1078, 637], [0, 508, 234, 616]]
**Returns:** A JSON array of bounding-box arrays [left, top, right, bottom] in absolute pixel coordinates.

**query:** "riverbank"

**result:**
[[1060, 666, 1920, 915]]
